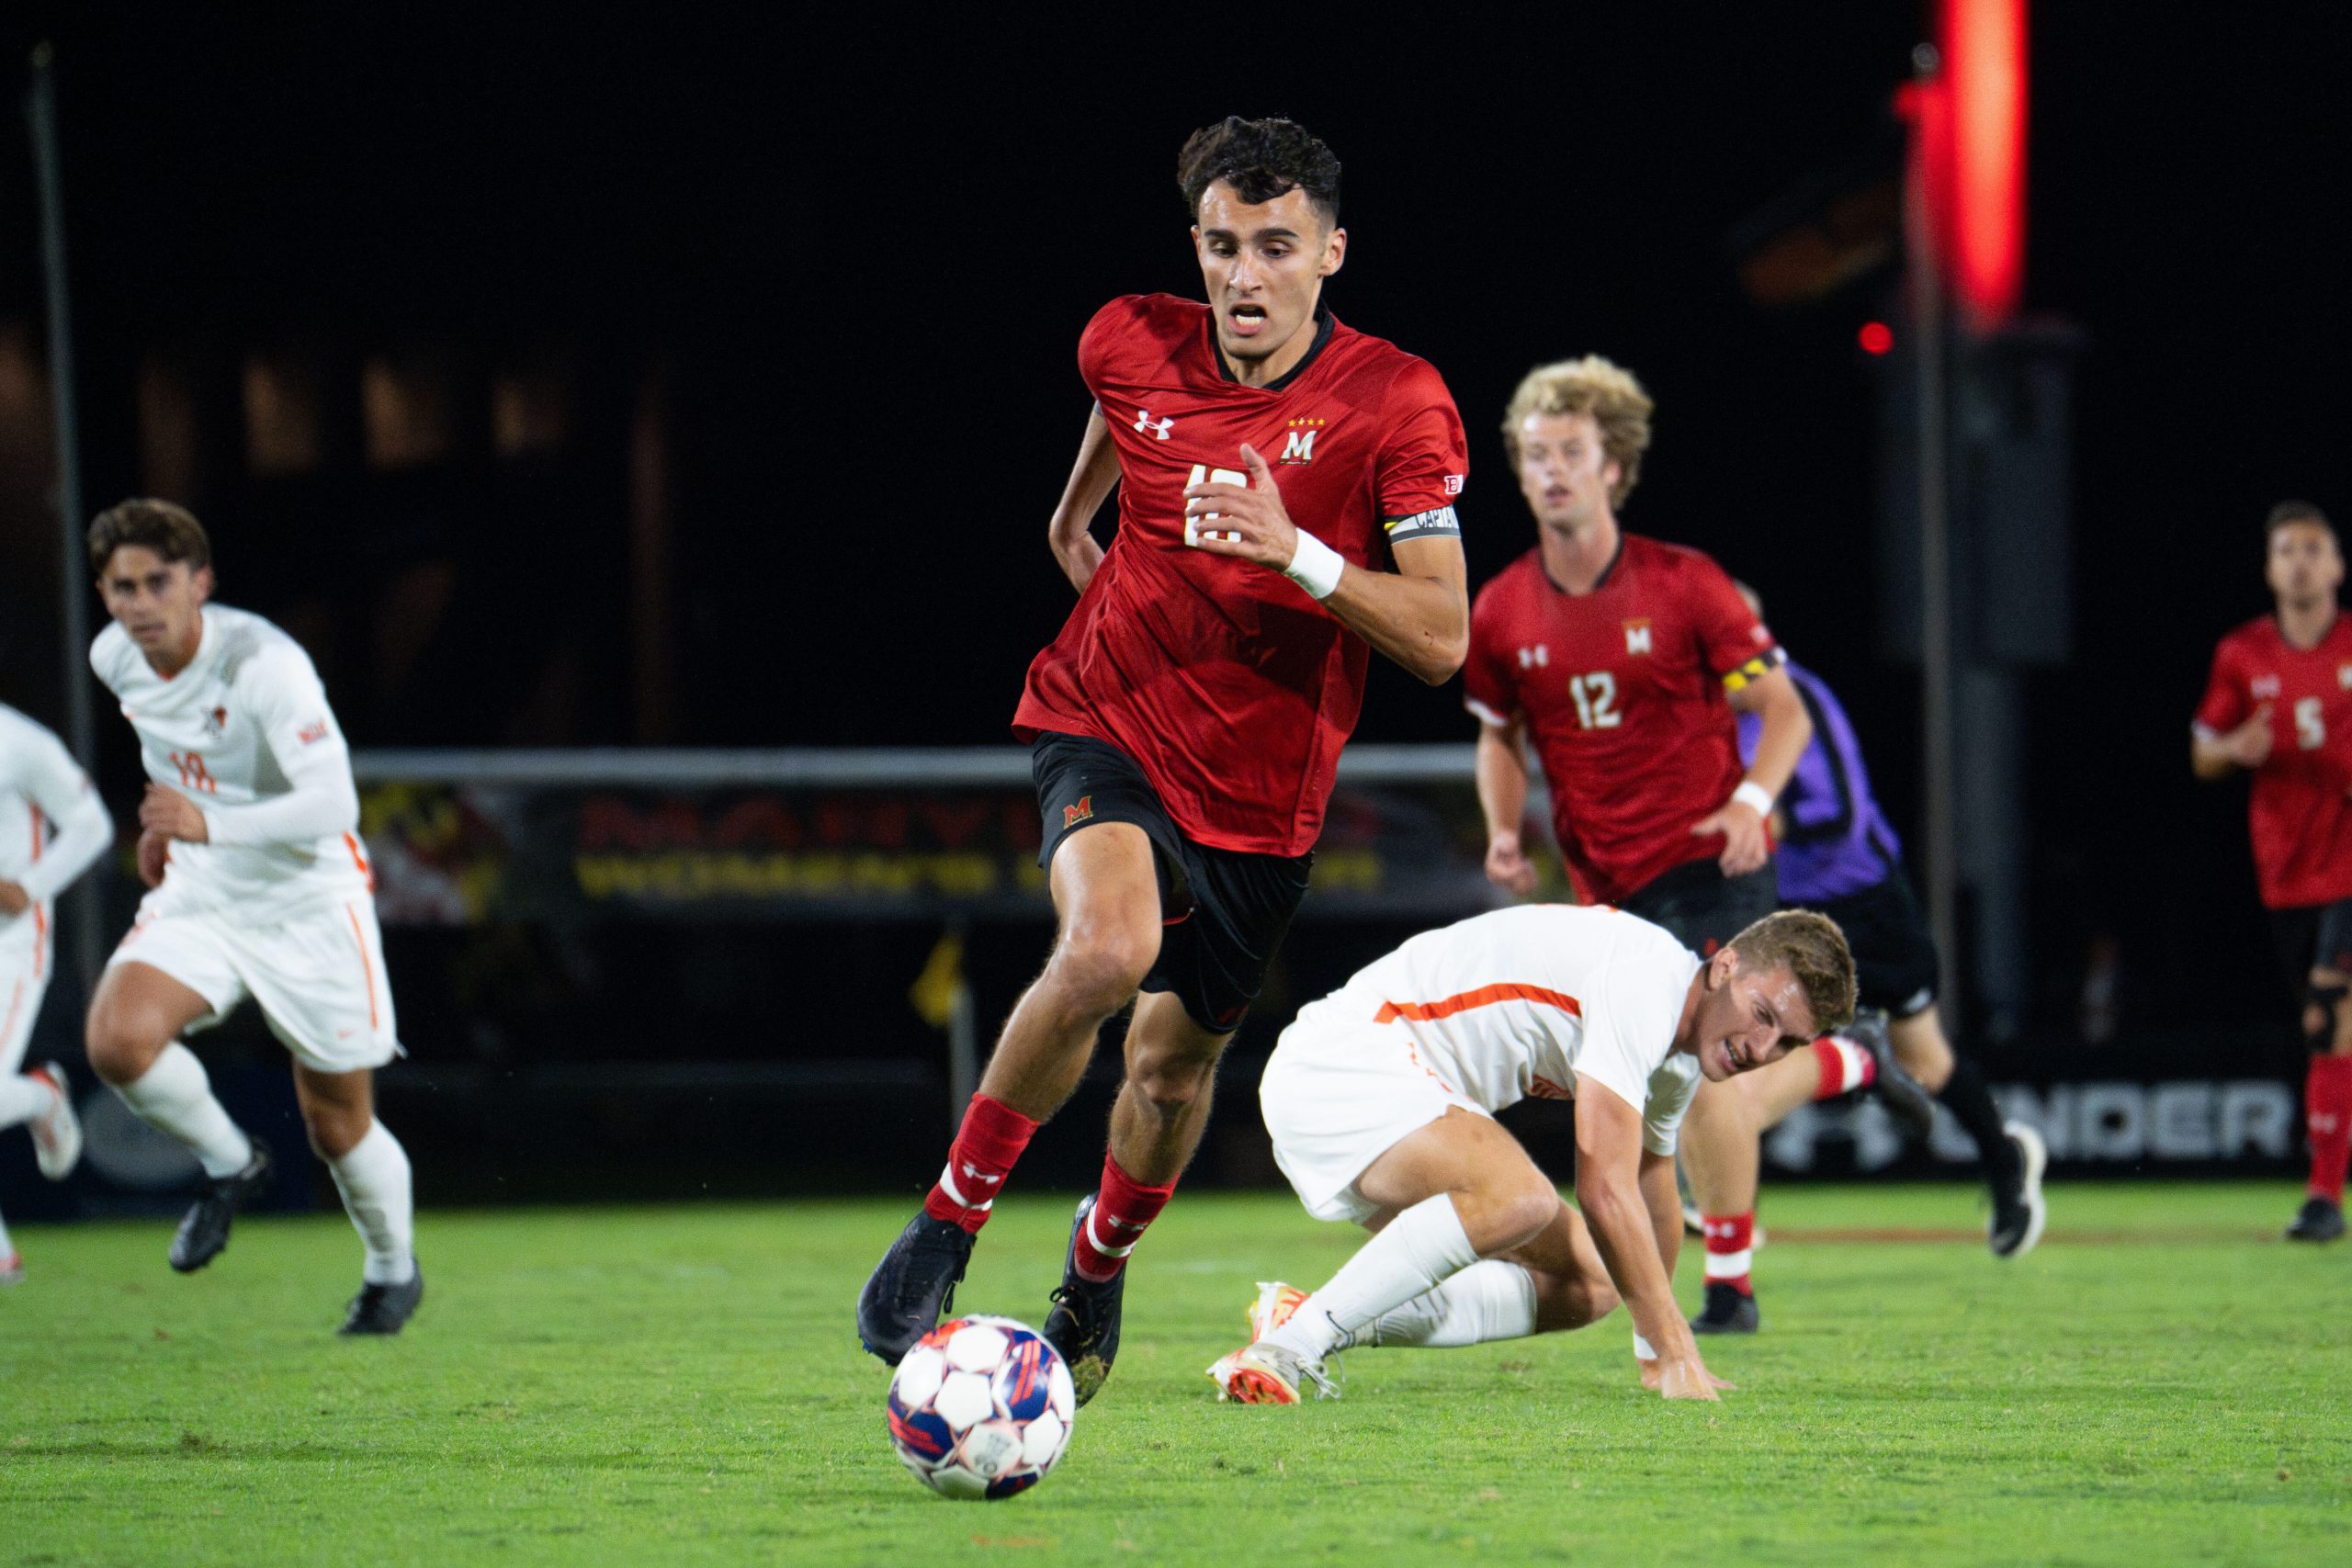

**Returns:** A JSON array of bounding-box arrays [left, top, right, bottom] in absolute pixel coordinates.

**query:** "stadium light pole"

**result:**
[[26, 41, 106, 998]]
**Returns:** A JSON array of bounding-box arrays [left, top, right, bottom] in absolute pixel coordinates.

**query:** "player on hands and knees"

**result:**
[[858, 117, 1473, 1402], [0, 703, 114, 1284], [2193, 501, 2352, 1243], [1208, 907, 1856, 1404], [80, 500, 424, 1331], [1673, 583, 2045, 1293]]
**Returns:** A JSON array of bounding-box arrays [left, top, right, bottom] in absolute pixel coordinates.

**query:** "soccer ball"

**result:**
[[887, 1315, 1076, 1500]]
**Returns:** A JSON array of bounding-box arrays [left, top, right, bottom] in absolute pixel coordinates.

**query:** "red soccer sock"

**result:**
[[2304, 1055, 2352, 1205], [1809, 1036, 1878, 1100], [1069, 1150, 1179, 1283], [1701, 1212, 1755, 1296], [923, 1093, 1041, 1235]]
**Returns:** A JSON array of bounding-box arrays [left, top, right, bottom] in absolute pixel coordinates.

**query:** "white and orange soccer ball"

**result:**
[[886, 1314, 1076, 1500]]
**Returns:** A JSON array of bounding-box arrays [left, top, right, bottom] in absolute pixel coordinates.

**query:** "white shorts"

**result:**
[[1, 928, 51, 1077], [1259, 1010, 1487, 1224], [108, 893, 401, 1075]]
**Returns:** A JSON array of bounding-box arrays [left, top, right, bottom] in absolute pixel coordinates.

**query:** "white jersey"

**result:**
[[0, 703, 113, 962], [1299, 904, 1705, 1155], [93, 605, 370, 922]]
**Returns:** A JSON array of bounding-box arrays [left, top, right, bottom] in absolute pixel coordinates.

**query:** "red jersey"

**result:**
[[2193, 611, 2352, 909], [1014, 295, 1468, 857], [1464, 535, 1782, 904]]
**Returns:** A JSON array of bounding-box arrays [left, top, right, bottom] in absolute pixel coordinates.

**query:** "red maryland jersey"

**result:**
[[1014, 295, 1469, 857], [2194, 611, 2352, 909], [1464, 535, 1781, 904]]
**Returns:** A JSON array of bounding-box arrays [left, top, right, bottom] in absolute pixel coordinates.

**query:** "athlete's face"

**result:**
[[1514, 412, 1622, 533], [2266, 521, 2343, 609], [1693, 950, 1817, 1083], [99, 545, 212, 669], [1193, 181, 1344, 384]]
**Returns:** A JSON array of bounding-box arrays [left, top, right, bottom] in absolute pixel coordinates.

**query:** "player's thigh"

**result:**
[[85, 948, 228, 1080], [0, 947, 46, 1077], [240, 902, 401, 1077], [1352, 1106, 1548, 1219], [1260, 1017, 1476, 1224], [290, 1061, 375, 1158], [1045, 822, 1163, 987], [1887, 1004, 1955, 1087]]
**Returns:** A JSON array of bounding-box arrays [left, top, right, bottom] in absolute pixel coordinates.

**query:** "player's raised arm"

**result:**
[[1184, 443, 1467, 683], [1573, 1075, 1720, 1401], [1046, 406, 1122, 594]]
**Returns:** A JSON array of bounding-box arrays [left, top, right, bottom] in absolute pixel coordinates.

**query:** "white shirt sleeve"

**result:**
[[198, 645, 360, 850], [1640, 1054, 1703, 1157], [7, 720, 114, 901], [1572, 942, 1689, 1130]]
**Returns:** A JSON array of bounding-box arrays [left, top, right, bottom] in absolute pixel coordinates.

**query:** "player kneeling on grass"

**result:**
[[1208, 906, 1854, 1404], [79, 500, 422, 1334]]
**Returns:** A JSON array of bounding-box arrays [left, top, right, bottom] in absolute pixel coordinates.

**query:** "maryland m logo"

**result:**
[[1623, 619, 1653, 655], [1064, 795, 1095, 829], [1281, 429, 1317, 463]]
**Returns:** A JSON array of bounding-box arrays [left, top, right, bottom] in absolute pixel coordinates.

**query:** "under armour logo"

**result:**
[[959, 1163, 1003, 1185], [1518, 645, 1549, 670], [1134, 410, 1173, 440]]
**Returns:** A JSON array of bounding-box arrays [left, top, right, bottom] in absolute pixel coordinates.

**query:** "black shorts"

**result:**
[[1619, 855, 1780, 958], [1031, 731, 1312, 1033], [1804, 867, 1940, 1019], [2267, 897, 2352, 987]]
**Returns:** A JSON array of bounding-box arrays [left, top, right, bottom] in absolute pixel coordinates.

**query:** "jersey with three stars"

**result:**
[[1014, 294, 1469, 858], [92, 604, 372, 921]]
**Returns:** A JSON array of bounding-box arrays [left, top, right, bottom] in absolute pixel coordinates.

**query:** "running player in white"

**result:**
[[80, 500, 422, 1334], [0, 703, 113, 1283], [1207, 906, 1854, 1404]]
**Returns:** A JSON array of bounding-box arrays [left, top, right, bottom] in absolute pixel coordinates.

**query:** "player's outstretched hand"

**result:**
[[2225, 705, 2274, 769], [139, 784, 209, 845], [1692, 795, 1770, 876], [1653, 1353, 1730, 1401], [1639, 1354, 1736, 1395], [1485, 831, 1539, 896], [1183, 444, 1298, 569], [136, 828, 171, 888]]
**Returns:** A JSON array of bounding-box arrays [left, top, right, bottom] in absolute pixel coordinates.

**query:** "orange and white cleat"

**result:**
[[1245, 1280, 1308, 1342], [0, 1252, 22, 1287], [28, 1062, 83, 1180], [1206, 1338, 1336, 1404]]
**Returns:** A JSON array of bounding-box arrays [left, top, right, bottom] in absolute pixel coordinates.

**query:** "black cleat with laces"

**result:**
[[1690, 1280, 1760, 1335], [2286, 1195, 2346, 1243], [1846, 1010, 1939, 1140], [168, 1139, 274, 1274], [340, 1264, 424, 1335], [857, 1210, 974, 1365], [1043, 1194, 1125, 1406]]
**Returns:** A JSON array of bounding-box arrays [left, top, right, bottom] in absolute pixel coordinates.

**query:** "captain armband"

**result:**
[[1381, 505, 1462, 544], [1720, 647, 1788, 693]]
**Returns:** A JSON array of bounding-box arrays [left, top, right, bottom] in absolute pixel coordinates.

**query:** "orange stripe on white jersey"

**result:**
[[344, 903, 379, 1031], [31, 903, 47, 981], [344, 830, 375, 892], [1374, 983, 1583, 1026], [0, 977, 25, 1051]]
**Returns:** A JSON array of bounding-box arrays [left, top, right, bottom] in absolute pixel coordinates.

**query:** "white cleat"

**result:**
[[1207, 1339, 1337, 1404], [28, 1061, 82, 1180], [1991, 1120, 2048, 1259], [1246, 1280, 1308, 1342]]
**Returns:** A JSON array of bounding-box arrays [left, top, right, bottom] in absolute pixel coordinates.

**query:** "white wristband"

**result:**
[[1633, 1332, 1658, 1361], [1732, 781, 1775, 818], [1283, 529, 1346, 601]]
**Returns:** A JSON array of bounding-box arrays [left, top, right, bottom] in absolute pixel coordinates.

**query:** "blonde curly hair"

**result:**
[[1500, 355, 1655, 507]]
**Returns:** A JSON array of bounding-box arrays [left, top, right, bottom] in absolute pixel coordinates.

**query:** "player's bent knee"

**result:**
[[84, 1007, 167, 1086], [1464, 1180, 1561, 1256], [1045, 925, 1158, 1017]]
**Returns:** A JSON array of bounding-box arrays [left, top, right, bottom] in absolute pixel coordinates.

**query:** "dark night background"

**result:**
[[1, 5, 2347, 1196]]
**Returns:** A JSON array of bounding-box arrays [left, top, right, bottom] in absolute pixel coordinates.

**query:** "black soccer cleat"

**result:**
[[1043, 1194, 1125, 1406], [1989, 1122, 2049, 1258], [1689, 1280, 1760, 1335], [168, 1139, 274, 1274], [857, 1209, 974, 1365], [2286, 1195, 2346, 1243], [1848, 1010, 1939, 1140], [340, 1263, 424, 1335]]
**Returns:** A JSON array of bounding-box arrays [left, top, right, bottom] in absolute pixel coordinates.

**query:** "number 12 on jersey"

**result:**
[[1567, 672, 1621, 729], [1183, 464, 1246, 547]]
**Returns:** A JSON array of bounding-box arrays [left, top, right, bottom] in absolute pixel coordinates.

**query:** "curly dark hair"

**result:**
[[87, 498, 211, 577], [1176, 116, 1340, 227]]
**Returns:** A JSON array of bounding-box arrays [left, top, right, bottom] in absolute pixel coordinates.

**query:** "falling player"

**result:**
[[858, 117, 1473, 1401], [2193, 501, 2352, 1242], [1669, 583, 2046, 1337], [80, 500, 423, 1330], [1207, 906, 1855, 1404], [0, 702, 113, 1282]]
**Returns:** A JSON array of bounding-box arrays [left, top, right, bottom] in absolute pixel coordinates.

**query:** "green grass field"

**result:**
[[3, 1183, 2346, 1566]]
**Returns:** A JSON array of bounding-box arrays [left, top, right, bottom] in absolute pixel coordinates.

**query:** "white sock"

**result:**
[[1348, 1259, 1540, 1349], [329, 1121, 415, 1285], [114, 1043, 252, 1179], [0, 1073, 53, 1131], [1263, 1193, 1482, 1360]]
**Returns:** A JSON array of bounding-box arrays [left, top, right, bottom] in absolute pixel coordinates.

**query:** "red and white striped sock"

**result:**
[[2305, 1055, 2352, 1205], [1070, 1151, 1178, 1282], [922, 1093, 1039, 1235], [1702, 1212, 1755, 1296], [1809, 1036, 1878, 1100]]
